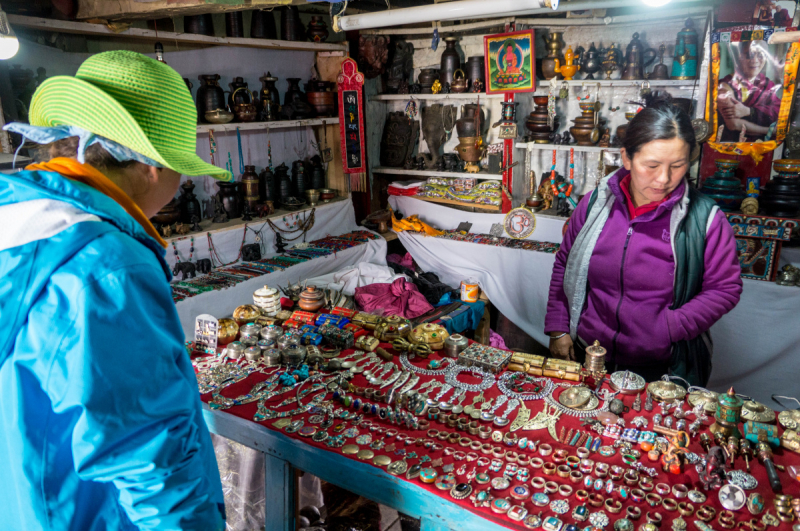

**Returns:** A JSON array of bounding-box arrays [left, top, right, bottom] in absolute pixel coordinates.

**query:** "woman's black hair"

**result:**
[[623, 91, 696, 159]]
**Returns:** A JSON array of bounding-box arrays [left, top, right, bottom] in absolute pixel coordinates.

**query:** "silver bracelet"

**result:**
[[550, 332, 568, 340]]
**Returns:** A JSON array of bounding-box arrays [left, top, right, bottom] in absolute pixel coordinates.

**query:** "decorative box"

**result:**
[[316, 313, 350, 328], [543, 358, 582, 382], [352, 312, 381, 330], [282, 319, 302, 329], [302, 332, 323, 346], [291, 310, 317, 324], [374, 316, 412, 342], [275, 310, 294, 321], [457, 344, 512, 373], [331, 307, 357, 318], [408, 323, 449, 350], [507, 352, 546, 375], [319, 324, 355, 349], [726, 213, 797, 281]]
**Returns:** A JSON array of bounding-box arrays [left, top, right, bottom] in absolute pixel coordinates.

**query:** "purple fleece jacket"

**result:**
[[544, 170, 743, 366]]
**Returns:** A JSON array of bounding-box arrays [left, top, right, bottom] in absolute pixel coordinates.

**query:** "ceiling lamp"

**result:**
[[334, 0, 559, 32], [0, 6, 19, 60]]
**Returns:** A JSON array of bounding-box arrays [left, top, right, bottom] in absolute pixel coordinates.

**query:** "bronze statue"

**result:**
[[358, 35, 389, 79]]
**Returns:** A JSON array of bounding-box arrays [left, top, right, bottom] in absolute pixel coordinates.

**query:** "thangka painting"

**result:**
[[483, 30, 536, 94]]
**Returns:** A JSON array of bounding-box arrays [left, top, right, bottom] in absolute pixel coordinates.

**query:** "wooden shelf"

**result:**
[[413, 195, 501, 212], [551, 79, 699, 87], [9, 15, 349, 53], [164, 196, 347, 243], [371, 93, 502, 101], [197, 117, 339, 134], [515, 142, 621, 153], [373, 166, 501, 180]]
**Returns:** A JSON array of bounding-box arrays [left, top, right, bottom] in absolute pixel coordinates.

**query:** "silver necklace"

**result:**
[[399, 354, 453, 375], [444, 364, 496, 392], [497, 371, 555, 401]]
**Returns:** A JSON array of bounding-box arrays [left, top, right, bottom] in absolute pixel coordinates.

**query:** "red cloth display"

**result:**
[[388, 186, 421, 196], [199, 345, 800, 531], [354, 278, 434, 319]]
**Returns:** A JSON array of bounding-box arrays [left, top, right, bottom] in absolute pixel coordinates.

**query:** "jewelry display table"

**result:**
[[197, 346, 800, 531], [387, 196, 800, 405], [175, 234, 387, 338]]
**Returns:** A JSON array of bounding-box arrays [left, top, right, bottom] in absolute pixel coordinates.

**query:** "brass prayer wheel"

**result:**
[[710, 387, 744, 439]]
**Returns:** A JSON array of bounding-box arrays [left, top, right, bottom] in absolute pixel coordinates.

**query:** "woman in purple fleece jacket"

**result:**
[[545, 101, 743, 382]]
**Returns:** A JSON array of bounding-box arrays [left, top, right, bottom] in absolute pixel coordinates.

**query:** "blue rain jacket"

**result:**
[[0, 168, 225, 530]]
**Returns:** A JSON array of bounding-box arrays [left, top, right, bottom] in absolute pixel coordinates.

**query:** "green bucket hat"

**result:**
[[28, 50, 232, 181]]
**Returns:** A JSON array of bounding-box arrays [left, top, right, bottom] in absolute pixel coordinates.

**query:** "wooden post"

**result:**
[[264, 452, 295, 531]]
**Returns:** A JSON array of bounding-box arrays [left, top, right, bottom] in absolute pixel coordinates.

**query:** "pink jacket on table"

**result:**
[[545, 170, 743, 366]]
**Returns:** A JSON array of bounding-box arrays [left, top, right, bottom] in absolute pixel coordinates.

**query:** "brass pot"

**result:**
[[298, 286, 325, 312], [234, 103, 258, 122], [454, 136, 485, 163], [205, 108, 234, 124]]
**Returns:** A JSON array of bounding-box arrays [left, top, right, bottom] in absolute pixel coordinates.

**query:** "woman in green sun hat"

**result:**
[[0, 51, 229, 530]]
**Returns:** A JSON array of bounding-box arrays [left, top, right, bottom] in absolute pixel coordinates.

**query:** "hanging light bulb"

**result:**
[[0, 6, 19, 60], [641, 0, 672, 6]]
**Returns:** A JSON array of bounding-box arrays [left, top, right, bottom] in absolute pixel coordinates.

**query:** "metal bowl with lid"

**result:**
[[277, 334, 301, 351], [282, 343, 307, 365], [239, 323, 262, 342], [244, 346, 262, 361], [225, 341, 246, 359], [260, 324, 283, 343], [444, 334, 469, 358], [262, 348, 282, 367]]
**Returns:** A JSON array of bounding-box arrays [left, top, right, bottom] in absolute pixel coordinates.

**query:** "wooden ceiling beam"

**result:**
[[75, 0, 307, 22]]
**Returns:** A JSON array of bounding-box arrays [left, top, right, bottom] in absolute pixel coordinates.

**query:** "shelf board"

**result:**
[[197, 117, 338, 134], [413, 195, 501, 212], [515, 143, 621, 153], [551, 79, 699, 87], [164, 196, 347, 243], [370, 93, 503, 101], [371, 80, 697, 102], [9, 15, 349, 53], [373, 166, 501, 180]]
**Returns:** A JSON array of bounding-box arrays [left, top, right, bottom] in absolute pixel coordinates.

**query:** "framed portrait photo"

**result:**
[[484, 30, 536, 95]]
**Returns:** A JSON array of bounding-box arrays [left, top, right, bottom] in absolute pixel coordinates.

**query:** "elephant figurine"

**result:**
[[173, 261, 197, 280], [196, 258, 212, 274]]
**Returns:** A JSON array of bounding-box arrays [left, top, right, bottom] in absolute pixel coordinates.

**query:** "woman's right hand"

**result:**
[[549, 333, 575, 361]]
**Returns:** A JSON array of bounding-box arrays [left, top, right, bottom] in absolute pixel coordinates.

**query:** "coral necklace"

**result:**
[[549, 148, 577, 208]]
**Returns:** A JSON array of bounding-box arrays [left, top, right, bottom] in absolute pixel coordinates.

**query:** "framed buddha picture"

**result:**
[[483, 30, 536, 95], [706, 25, 800, 161]]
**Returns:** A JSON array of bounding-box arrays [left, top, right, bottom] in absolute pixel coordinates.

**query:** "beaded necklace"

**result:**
[[170, 236, 194, 263], [207, 226, 247, 267], [549, 148, 577, 208]]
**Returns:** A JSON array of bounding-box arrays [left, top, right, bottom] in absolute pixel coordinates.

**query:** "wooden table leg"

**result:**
[[264, 452, 296, 531]]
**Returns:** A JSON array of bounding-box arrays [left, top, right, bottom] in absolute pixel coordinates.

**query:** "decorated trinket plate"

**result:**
[[504, 207, 536, 239]]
